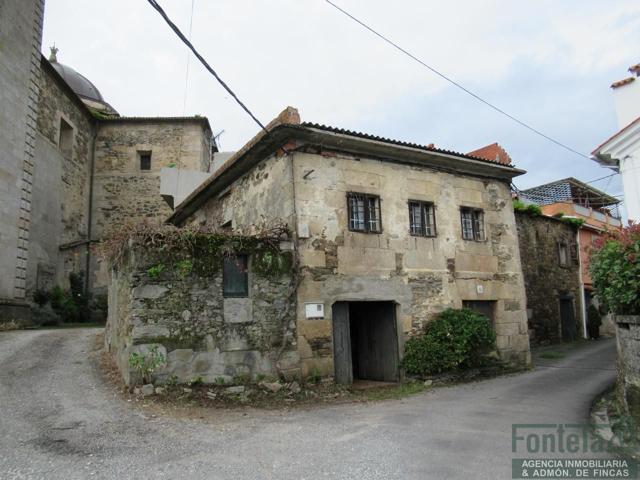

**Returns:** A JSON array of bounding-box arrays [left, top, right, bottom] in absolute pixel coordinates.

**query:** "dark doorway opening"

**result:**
[[462, 300, 496, 330], [332, 301, 399, 384], [559, 296, 577, 342]]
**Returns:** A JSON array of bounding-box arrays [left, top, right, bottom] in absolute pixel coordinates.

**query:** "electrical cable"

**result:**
[[325, 0, 593, 161], [147, 0, 269, 135]]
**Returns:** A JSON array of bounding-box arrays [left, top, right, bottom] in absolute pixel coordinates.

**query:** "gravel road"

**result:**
[[0, 329, 617, 479]]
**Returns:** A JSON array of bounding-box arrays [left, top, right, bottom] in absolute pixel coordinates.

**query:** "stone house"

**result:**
[[520, 177, 622, 336], [157, 107, 531, 383], [0, 0, 214, 320], [515, 212, 583, 344]]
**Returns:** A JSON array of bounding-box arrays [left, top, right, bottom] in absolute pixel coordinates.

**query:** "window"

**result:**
[[408, 201, 436, 237], [347, 193, 381, 233], [223, 255, 248, 297], [558, 242, 568, 267], [460, 207, 485, 241], [139, 151, 152, 171], [58, 118, 73, 157]]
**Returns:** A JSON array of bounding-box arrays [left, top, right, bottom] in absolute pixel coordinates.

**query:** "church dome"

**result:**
[[47, 47, 118, 115], [51, 61, 104, 102]]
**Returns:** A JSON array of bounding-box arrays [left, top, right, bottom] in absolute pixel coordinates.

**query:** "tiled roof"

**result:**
[[466, 142, 512, 165], [611, 77, 635, 89], [300, 123, 515, 168], [99, 115, 212, 131]]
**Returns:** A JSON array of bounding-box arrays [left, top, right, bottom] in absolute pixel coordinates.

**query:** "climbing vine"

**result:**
[[100, 220, 300, 375], [98, 220, 291, 274]]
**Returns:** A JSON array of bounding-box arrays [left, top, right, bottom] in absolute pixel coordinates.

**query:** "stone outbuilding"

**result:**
[[126, 107, 532, 384], [515, 212, 583, 344]]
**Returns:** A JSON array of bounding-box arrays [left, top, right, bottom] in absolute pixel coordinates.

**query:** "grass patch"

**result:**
[[353, 381, 428, 401], [539, 351, 566, 360]]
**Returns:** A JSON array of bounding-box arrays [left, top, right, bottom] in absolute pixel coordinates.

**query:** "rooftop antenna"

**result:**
[[213, 129, 225, 150]]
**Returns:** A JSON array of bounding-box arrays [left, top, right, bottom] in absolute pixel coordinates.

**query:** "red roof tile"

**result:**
[[611, 77, 635, 89], [466, 142, 512, 165]]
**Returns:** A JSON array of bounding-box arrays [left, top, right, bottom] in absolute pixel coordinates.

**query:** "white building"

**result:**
[[592, 63, 640, 222]]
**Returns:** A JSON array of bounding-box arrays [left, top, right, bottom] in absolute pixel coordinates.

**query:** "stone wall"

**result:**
[[31, 59, 96, 292], [92, 120, 211, 293], [0, 0, 44, 317], [188, 153, 296, 230], [515, 213, 582, 343], [614, 316, 640, 418], [183, 147, 531, 378], [105, 246, 296, 385], [291, 151, 531, 375]]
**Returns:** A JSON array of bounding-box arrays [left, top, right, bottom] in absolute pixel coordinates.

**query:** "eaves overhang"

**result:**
[[167, 124, 525, 226]]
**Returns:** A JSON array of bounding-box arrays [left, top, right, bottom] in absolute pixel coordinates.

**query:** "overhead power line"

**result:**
[[147, 0, 269, 135], [325, 0, 592, 161], [584, 172, 618, 184]]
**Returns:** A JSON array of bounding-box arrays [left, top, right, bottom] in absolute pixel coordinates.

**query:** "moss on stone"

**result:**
[[143, 334, 206, 352]]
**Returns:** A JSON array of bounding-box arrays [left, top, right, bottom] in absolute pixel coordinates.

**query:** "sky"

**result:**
[[41, 0, 640, 206]]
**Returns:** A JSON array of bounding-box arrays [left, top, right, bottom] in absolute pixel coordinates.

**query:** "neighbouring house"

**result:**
[[107, 107, 532, 385], [520, 177, 622, 336], [515, 212, 582, 344], [467, 142, 513, 166], [0, 0, 214, 321], [591, 62, 640, 222]]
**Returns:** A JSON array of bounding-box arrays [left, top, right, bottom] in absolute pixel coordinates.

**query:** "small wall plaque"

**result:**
[[305, 302, 324, 319]]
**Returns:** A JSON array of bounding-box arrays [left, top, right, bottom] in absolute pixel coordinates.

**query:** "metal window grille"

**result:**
[[348, 193, 381, 233], [461, 209, 474, 240], [409, 201, 436, 237], [461, 208, 484, 241]]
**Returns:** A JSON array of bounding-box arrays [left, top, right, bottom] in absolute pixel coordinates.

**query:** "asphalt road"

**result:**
[[0, 329, 617, 480]]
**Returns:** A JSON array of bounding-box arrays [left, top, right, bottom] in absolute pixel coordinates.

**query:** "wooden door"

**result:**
[[560, 297, 577, 342], [332, 302, 353, 384]]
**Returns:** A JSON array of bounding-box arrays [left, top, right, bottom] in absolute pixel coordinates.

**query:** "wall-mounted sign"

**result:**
[[305, 302, 325, 319]]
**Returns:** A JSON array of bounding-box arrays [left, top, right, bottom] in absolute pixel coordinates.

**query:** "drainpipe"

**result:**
[[576, 227, 587, 339], [84, 128, 97, 295]]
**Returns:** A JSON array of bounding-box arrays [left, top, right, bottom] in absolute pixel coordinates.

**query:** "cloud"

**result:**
[[41, 0, 637, 201]]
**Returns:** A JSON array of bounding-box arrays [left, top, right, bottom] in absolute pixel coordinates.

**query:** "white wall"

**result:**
[[160, 168, 211, 209], [613, 79, 640, 129], [620, 153, 640, 222]]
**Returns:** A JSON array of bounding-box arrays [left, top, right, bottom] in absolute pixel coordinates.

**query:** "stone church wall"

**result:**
[[31, 60, 96, 293], [0, 0, 45, 318]]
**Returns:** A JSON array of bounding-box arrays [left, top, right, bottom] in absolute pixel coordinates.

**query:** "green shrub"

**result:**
[[402, 308, 496, 376], [590, 224, 640, 315], [33, 289, 50, 307], [560, 217, 585, 228], [513, 200, 541, 216]]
